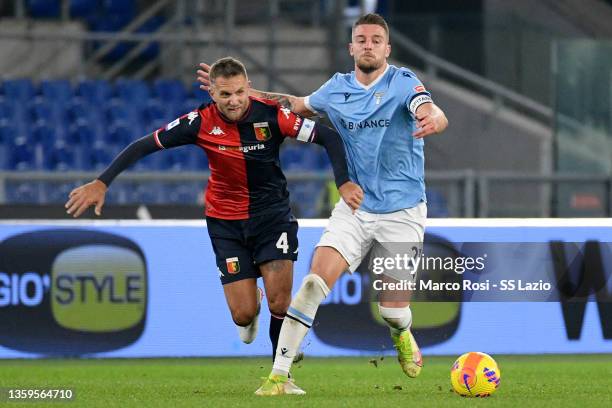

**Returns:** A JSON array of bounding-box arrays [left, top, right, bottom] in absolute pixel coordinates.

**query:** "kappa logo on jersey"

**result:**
[[208, 126, 225, 135], [280, 107, 291, 119], [414, 85, 426, 93], [187, 111, 198, 125], [253, 122, 271, 141], [165, 118, 180, 130], [226, 257, 240, 274]]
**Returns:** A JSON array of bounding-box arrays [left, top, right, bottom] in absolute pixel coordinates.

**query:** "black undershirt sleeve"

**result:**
[[97, 111, 202, 187], [97, 134, 159, 187], [311, 123, 351, 188]]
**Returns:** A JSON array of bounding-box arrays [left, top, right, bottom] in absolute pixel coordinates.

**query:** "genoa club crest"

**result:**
[[253, 122, 271, 141], [226, 257, 240, 274]]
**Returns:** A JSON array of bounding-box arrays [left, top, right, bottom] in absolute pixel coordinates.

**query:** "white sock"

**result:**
[[237, 320, 258, 344], [271, 274, 330, 376], [237, 288, 262, 344], [378, 304, 412, 336]]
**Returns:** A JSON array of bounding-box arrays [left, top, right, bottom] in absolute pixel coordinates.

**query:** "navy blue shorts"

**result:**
[[207, 209, 299, 285]]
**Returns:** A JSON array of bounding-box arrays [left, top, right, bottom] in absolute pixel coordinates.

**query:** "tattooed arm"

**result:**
[[249, 89, 315, 117]]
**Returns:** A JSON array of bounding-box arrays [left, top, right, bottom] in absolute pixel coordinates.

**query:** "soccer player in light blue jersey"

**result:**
[[198, 13, 448, 396]]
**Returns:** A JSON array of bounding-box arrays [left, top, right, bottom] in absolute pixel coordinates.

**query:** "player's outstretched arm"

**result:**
[[413, 102, 448, 139], [65, 135, 160, 218], [197, 62, 314, 117]]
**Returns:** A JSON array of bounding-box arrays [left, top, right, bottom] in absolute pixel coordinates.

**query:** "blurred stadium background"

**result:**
[[0, 3, 611, 404], [1, 0, 610, 219]]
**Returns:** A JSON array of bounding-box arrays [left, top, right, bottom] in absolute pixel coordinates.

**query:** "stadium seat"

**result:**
[[317, 150, 332, 170], [0, 120, 14, 144], [69, 0, 98, 17], [68, 121, 99, 147], [106, 98, 141, 124], [143, 98, 167, 123], [0, 98, 14, 120], [103, 0, 135, 15], [192, 148, 208, 170], [89, 141, 113, 171], [67, 98, 93, 125], [0, 117, 29, 145], [191, 82, 212, 104], [48, 140, 76, 171], [10, 137, 36, 170], [0, 121, 15, 169], [182, 98, 200, 114], [280, 144, 307, 170], [107, 121, 133, 146], [159, 148, 192, 171], [154, 79, 186, 103], [115, 79, 151, 104], [1, 79, 36, 101], [30, 98, 69, 127], [300, 145, 325, 170], [27, 0, 60, 17], [76, 79, 113, 104], [30, 121, 59, 149], [40, 80, 73, 102]]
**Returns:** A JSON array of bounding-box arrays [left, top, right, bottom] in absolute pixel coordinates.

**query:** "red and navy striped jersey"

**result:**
[[154, 97, 317, 220]]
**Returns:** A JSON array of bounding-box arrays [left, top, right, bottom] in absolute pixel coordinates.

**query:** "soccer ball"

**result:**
[[450, 352, 501, 397]]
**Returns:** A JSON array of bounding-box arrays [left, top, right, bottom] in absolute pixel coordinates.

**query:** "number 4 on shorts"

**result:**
[[276, 232, 288, 254]]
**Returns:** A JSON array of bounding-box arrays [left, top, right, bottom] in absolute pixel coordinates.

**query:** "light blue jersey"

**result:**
[[305, 64, 433, 213]]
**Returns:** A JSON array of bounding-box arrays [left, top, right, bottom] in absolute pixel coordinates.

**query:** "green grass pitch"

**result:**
[[1, 355, 611, 407]]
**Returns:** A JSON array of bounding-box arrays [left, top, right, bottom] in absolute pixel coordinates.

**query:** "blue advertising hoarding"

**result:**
[[0, 219, 610, 357]]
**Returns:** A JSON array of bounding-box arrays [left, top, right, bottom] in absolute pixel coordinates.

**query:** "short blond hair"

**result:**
[[353, 13, 389, 41], [209, 57, 248, 82]]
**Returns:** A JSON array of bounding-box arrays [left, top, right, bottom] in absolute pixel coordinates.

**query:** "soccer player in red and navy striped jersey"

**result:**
[[65, 57, 363, 364]]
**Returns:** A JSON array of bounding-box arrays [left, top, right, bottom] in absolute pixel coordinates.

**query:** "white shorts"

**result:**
[[316, 200, 427, 273]]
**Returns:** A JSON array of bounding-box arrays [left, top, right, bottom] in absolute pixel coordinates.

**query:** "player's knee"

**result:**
[[309, 252, 343, 288], [230, 307, 257, 327], [308, 263, 334, 289], [266, 294, 290, 316]]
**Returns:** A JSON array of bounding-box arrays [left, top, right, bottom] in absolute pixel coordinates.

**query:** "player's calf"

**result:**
[[271, 274, 330, 376], [234, 288, 263, 344]]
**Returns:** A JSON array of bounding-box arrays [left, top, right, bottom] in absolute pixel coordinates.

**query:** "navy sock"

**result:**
[[269, 314, 285, 361]]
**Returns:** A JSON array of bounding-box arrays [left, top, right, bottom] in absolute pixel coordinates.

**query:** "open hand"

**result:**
[[196, 63, 211, 91], [339, 181, 364, 212], [65, 179, 107, 218]]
